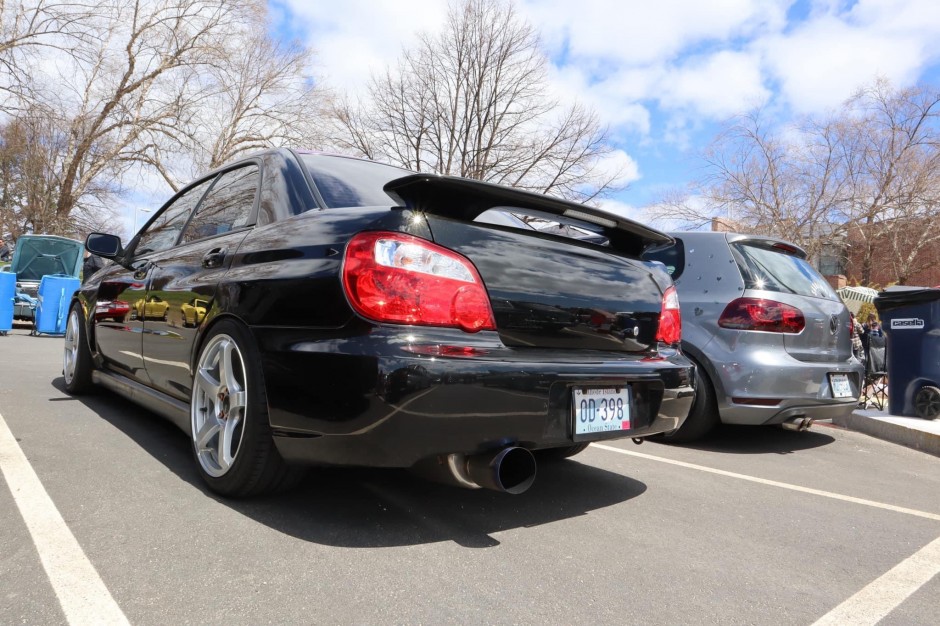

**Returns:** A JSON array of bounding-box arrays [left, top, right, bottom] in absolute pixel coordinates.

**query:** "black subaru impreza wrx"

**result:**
[[66, 149, 694, 497]]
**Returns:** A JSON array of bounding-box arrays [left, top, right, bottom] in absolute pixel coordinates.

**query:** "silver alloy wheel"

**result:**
[[191, 333, 249, 478], [63, 309, 80, 384]]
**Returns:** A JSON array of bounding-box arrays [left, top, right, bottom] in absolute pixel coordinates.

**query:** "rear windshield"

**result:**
[[731, 242, 838, 300], [300, 154, 411, 208]]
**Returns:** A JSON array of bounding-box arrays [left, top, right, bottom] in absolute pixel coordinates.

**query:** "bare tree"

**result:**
[[0, 105, 118, 239], [329, 0, 623, 203], [649, 108, 847, 261], [141, 10, 327, 189], [0, 0, 99, 97], [41, 0, 244, 226], [651, 79, 940, 285], [835, 79, 940, 284]]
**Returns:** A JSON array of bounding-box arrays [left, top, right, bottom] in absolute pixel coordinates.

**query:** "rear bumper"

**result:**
[[722, 398, 860, 425], [709, 351, 865, 425], [253, 326, 694, 467]]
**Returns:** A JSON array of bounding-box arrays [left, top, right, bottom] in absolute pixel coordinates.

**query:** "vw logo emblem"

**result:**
[[829, 315, 839, 334]]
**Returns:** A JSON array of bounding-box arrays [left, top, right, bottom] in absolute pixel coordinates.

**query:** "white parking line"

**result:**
[[812, 534, 940, 625], [0, 411, 129, 625], [594, 443, 940, 623], [592, 444, 940, 521]]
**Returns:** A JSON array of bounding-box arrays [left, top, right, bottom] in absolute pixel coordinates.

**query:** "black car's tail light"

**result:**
[[655, 285, 681, 345], [718, 297, 805, 333], [343, 231, 496, 332]]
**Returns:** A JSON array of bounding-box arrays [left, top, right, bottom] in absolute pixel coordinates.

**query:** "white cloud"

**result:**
[[661, 50, 770, 117], [594, 148, 641, 189], [597, 198, 645, 223], [762, 18, 927, 113], [522, 0, 788, 66], [546, 64, 653, 134], [281, 0, 447, 95], [596, 196, 694, 232]]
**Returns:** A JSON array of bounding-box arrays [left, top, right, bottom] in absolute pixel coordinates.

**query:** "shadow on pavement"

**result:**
[[652, 423, 836, 455], [52, 377, 647, 549]]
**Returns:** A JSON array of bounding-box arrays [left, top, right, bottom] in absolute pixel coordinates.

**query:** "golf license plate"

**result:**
[[573, 387, 631, 439], [829, 373, 852, 398]]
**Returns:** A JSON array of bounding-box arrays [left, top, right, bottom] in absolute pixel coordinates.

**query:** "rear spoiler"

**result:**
[[723, 233, 808, 259], [384, 174, 673, 255]]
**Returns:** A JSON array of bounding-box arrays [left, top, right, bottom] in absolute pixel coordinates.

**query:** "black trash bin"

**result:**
[[874, 286, 940, 419]]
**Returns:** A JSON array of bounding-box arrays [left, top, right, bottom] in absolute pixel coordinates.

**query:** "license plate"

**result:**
[[573, 387, 631, 438], [829, 373, 852, 398]]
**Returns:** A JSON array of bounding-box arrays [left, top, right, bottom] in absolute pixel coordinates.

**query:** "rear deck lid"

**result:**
[[385, 175, 674, 353]]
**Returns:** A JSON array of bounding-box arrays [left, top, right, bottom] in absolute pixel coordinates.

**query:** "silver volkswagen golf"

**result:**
[[643, 231, 865, 442]]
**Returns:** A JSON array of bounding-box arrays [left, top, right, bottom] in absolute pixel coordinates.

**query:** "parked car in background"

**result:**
[[642, 231, 864, 442], [132, 295, 169, 320], [94, 299, 130, 323], [180, 297, 208, 327], [66, 149, 694, 497], [2, 234, 84, 320]]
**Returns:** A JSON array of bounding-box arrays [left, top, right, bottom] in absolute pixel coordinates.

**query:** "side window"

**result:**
[[180, 165, 259, 244], [135, 179, 213, 255], [642, 239, 685, 280]]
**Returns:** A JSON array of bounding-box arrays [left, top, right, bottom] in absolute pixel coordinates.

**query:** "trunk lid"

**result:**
[[385, 175, 672, 353], [9, 234, 84, 282]]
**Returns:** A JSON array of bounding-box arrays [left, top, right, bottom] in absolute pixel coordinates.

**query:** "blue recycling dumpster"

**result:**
[[0, 271, 14, 334], [34, 274, 80, 336], [874, 286, 940, 419]]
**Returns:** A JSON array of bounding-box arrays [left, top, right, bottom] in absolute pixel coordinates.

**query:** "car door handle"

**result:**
[[133, 261, 152, 280], [202, 247, 226, 269]]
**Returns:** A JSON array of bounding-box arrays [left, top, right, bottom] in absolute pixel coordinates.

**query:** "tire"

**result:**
[[63, 304, 94, 394], [652, 363, 719, 443], [190, 319, 302, 497], [536, 443, 590, 461], [914, 386, 940, 419]]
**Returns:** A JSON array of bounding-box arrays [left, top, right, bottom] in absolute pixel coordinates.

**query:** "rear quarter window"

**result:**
[[731, 242, 837, 300]]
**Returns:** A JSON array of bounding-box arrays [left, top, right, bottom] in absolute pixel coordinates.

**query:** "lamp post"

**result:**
[[133, 208, 151, 236]]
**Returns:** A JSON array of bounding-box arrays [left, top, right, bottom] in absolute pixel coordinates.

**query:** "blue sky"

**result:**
[[269, 0, 940, 223]]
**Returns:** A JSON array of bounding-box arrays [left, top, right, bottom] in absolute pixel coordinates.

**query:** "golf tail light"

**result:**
[[655, 285, 681, 345], [343, 231, 496, 332], [718, 297, 805, 333]]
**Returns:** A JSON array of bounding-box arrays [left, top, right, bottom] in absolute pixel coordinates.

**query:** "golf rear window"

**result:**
[[731, 242, 838, 300], [642, 239, 685, 280]]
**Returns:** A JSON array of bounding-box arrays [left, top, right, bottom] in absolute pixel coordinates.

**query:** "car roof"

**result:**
[[668, 231, 806, 257]]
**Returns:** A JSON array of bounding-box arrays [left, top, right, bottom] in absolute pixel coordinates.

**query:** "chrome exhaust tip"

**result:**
[[411, 447, 537, 494], [465, 447, 537, 495]]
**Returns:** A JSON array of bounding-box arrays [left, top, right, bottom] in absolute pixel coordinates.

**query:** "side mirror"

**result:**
[[85, 232, 123, 258]]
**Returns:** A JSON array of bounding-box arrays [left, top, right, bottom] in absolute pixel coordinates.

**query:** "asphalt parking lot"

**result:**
[[1, 328, 939, 625]]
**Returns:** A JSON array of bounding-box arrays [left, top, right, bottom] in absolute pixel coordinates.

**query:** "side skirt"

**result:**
[[92, 370, 191, 434]]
